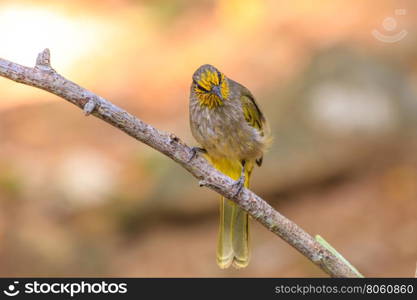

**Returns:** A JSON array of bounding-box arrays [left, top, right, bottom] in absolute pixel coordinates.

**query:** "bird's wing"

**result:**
[[239, 86, 270, 166], [240, 92, 266, 135]]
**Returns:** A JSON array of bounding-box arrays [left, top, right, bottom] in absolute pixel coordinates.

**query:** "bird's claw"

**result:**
[[187, 147, 206, 163], [231, 175, 245, 198]]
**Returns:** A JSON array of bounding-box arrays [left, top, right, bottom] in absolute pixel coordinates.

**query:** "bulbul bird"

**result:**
[[189, 64, 271, 268]]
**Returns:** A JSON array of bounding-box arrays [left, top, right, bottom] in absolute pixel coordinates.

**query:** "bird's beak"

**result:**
[[212, 85, 223, 101]]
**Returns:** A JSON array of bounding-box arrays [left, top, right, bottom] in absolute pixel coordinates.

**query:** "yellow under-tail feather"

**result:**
[[206, 155, 253, 269]]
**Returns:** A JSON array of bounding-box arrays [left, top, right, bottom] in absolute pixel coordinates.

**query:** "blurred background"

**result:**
[[0, 0, 416, 277]]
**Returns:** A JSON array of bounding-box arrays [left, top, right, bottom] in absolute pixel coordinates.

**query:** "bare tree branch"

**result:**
[[0, 49, 362, 277]]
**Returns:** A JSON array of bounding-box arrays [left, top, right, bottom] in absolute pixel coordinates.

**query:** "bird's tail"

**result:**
[[207, 155, 252, 269]]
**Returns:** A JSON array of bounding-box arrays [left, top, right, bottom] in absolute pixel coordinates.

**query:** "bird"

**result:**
[[189, 64, 271, 268]]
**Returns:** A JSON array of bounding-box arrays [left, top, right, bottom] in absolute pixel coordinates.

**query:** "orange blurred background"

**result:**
[[0, 0, 417, 277]]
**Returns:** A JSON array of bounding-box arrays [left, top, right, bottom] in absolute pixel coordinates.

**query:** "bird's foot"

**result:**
[[187, 147, 207, 163], [231, 174, 245, 198]]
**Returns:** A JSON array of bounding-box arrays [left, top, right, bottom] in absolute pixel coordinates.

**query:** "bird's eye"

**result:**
[[194, 81, 210, 93]]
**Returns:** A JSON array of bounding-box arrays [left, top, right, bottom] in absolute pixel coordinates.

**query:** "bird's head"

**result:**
[[192, 64, 230, 108]]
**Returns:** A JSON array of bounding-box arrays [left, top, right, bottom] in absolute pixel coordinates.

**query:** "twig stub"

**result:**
[[35, 48, 52, 70]]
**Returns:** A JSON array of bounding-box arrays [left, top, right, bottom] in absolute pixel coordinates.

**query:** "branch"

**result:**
[[0, 49, 361, 277]]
